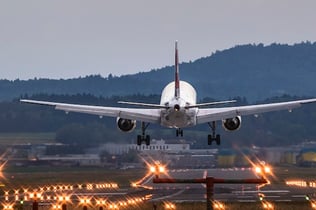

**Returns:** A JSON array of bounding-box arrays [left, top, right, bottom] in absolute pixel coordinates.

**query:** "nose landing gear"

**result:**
[[176, 128, 183, 137]]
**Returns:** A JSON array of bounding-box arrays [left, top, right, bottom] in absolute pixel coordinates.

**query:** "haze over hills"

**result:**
[[1, 42, 316, 102]]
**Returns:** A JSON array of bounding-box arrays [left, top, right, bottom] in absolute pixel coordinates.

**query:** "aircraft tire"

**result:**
[[207, 135, 213, 145], [137, 135, 142, 146], [216, 134, 221, 145], [145, 135, 150, 146]]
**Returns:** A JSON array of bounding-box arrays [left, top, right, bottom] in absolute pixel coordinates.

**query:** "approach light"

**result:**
[[164, 202, 176, 209], [148, 162, 166, 174], [262, 201, 274, 209], [258, 193, 265, 201], [3, 204, 13, 210], [255, 166, 262, 174], [306, 195, 310, 201], [213, 201, 225, 209], [159, 165, 165, 173], [150, 166, 156, 173], [254, 163, 272, 175], [264, 166, 271, 174]]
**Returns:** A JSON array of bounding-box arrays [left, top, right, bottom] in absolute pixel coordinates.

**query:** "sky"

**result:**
[[1, 0, 316, 80]]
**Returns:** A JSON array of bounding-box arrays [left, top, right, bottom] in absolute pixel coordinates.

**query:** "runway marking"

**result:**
[[237, 196, 255, 199], [237, 200, 257, 202], [233, 190, 289, 194], [291, 195, 306, 198], [151, 189, 186, 201]]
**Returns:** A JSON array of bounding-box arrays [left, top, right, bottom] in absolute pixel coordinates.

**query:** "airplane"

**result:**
[[21, 41, 316, 146]]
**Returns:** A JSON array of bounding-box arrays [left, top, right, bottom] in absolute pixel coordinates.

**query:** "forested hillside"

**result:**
[[1, 42, 316, 101]]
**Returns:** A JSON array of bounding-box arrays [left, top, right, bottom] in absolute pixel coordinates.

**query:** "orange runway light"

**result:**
[[2, 203, 14, 210], [262, 201, 274, 209], [164, 201, 176, 209], [213, 201, 225, 209]]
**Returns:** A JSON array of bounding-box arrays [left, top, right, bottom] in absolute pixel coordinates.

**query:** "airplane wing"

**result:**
[[20, 99, 161, 124], [196, 98, 316, 124]]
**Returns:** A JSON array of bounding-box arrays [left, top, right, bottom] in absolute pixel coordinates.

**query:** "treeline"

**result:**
[[1, 94, 316, 148], [1, 42, 316, 101]]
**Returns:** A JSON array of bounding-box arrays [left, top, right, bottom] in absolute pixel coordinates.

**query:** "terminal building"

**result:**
[[101, 139, 190, 155]]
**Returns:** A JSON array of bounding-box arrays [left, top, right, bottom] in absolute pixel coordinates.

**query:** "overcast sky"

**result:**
[[1, 0, 316, 80]]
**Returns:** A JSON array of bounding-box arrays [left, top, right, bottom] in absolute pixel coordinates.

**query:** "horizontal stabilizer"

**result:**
[[118, 101, 168, 108], [185, 100, 236, 109]]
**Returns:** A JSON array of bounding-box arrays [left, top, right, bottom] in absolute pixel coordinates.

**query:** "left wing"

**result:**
[[20, 99, 161, 124], [197, 98, 316, 124]]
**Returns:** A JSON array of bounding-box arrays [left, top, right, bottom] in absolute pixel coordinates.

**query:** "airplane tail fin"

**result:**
[[175, 41, 180, 98]]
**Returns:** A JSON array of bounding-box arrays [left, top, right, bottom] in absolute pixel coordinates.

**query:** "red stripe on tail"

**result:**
[[175, 41, 180, 98]]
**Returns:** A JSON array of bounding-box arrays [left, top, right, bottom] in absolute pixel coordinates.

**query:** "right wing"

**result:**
[[197, 98, 316, 124], [20, 99, 161, 124]]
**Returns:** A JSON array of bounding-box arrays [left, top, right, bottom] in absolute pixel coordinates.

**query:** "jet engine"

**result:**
[[222, 116, 242, 131], [117, 118, 136, 132]]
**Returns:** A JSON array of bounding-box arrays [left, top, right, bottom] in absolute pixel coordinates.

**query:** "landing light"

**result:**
[[174, 104, 180, 111]]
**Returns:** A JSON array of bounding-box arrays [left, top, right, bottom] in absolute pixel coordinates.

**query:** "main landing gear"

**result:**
[[137, 122, 150, 146], [176, 128, 183, 137], [208, 121, 221, 145]]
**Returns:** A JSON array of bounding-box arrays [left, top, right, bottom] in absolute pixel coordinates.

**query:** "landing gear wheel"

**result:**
[[136, 122, 151, 145], [176, 128, 183, 137], [215, 134, 221, 145], [207, 135, 212, 145], [136, 134, 151, 145], [207, 134, 221, 145], [137, 135, 142, 146], [145, 135, 150, 146], [207, 121, 221, 146]]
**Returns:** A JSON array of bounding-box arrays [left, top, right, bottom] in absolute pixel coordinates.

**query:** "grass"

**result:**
[[1, 166, 146, 189], [0, 132, 56, 145]]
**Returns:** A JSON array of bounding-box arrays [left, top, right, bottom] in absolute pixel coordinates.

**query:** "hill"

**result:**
[[1, 42, 316, 101]]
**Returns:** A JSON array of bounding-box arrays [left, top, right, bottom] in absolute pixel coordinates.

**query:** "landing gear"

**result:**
[[137, 134, 150, 146], [137, 122, 150, 146], [207, 121, 221, 145], [176, 128, 183, 137]]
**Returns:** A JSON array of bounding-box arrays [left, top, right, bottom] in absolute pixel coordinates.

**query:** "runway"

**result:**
[[1, 168, 315, 209]]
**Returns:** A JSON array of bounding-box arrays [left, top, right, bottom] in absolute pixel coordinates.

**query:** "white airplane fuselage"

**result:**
[[160, 81, 198, 128]]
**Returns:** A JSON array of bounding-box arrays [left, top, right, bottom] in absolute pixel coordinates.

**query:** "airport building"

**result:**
[[99, 139, 217, 169], [4, 139, 316, 168], [100, 139, 190, 155]]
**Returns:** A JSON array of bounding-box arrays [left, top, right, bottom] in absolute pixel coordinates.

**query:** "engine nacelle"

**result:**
[[222, 116, 242, 131], [117, 118, 136, 132]]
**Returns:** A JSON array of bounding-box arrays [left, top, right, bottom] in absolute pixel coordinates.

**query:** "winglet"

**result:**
[[175, 40, 180, 98]]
